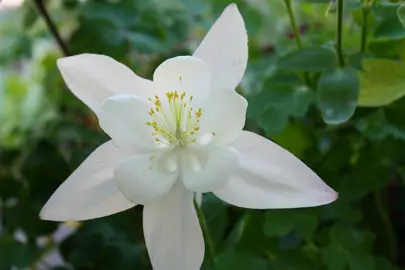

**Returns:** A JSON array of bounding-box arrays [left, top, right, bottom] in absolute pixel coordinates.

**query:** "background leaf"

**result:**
[[358, 59, 405, 107], [278, 48, 337, 71], [398, 4, 405, 28], [317, 67, 360, 124]]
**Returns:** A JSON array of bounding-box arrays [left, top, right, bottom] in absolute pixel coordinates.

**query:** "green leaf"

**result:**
[[358, 59, 405, 107], [375, 257, 398, 270], [251, 83, 314, 135], [301, 0, 330, 2], [272, 250, 321, 270], [22, 4, 38, 28], [278, 48, 337, 71], [80, 1, 138, 28], [0, 237, 38, 269], [236, 213, 275, 253], [21, 141, 71, 204], [272, 122, 312, 158], [383, 98, 405, 129], [201, 194, 228, 248], [126, 32, 166, 54], [347, 250, 375, 270], [214, 249, 269, 270], [317, 67, 360, 124], [323, 201, 363, 223], [322, 245, 347, 270], [356, 110, 391, 141], [70, 19, 126, 59], [294, 213, 318, 239], [375, 4, 405, 40], [330, 224, 365, 249], [263, 210, 294, 237], [0, 175, 23, 199], [259, 107, 289, 136], [398, 4, 405, 28], [61, 216, 145, 269], [4, 200, 58, 238]]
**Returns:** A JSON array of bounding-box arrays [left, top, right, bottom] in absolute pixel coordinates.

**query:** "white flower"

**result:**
[[40, 4, 337, 270]]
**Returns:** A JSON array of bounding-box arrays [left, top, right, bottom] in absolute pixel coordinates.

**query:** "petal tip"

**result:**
[[311, 184, 339, 206], [56, 57, 69, 69], [225, 3, 243, 18], [39, 204, 68, 222], [56, 54, 93, 69], [324, 190, 339, 205], [227, 3, 238, 11], [56, 55, 83, 71], [333, 191, 339, 200], [39, 207, 71, 222], [39, 207, 52, 221]]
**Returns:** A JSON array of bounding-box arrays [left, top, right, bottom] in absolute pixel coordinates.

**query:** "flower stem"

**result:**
[[360, 1, 371, 53], [193, 199, 216, 267], [32, 0, 71, 56], [373, 190, 397, 261], [283, 0, 311, 86], [284, 0, 303, 49], [336, 0, 345, 67]]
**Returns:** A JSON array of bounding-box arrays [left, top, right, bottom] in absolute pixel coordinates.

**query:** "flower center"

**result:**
[[146, 91, 202, 149]]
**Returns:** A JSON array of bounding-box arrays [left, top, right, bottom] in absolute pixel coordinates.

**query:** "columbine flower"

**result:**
[[41, 4, 337, 270]]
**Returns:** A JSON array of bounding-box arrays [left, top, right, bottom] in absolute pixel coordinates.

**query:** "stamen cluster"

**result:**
[[145, 91, 202, 148]]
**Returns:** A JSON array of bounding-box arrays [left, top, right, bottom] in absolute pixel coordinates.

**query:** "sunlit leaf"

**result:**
[[358, 59, 405, 107]]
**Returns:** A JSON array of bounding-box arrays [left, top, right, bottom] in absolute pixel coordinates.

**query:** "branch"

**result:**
[[32, 0, 70, 56]]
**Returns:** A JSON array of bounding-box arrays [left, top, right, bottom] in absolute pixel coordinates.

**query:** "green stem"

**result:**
[[194, 199, 216, 267], [336, 0, 345, 66], [283, 0, 311, 86], [284, 0, 303, 49], [360, 2, 370, 53], [30, 237, 58, 269], [373, 190, 397, 260]]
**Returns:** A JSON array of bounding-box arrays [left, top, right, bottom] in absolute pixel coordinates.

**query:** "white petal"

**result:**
[[40, 141, 136, 221], [143, 183, 204, 270], [198, 88, 247, 145], [57, 54, 153, 113], [153, 56, 210, 100], [180, 146, 237, 192], [193, 4, 248, 90], [214, 131, 338, 209], [98, 95, 156, 152], [114, 153, 179, 205]]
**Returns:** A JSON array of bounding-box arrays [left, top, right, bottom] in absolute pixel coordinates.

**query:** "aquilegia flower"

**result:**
[[41, 4, 337, 270]]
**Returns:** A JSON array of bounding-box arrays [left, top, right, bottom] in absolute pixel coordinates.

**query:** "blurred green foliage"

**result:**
[[1, 0, 405, 269]]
